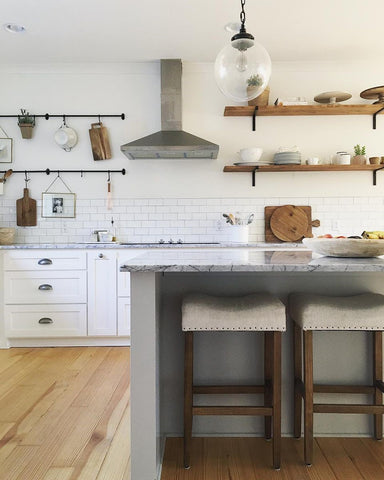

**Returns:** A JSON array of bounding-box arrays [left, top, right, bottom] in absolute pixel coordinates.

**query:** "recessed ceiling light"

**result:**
[[4, 23, 26, 34], [224, 22, 241, 33]]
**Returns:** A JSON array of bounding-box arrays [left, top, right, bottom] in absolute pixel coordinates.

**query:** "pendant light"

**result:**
[[214, 0, 271, 103]]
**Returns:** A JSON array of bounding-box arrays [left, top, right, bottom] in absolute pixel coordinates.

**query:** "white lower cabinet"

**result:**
[[3, 248, 133, 343], [87, 250, 118, 336]]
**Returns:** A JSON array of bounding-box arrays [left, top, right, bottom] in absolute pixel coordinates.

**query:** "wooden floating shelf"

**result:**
[[223, 164, 382, 173], [224, 104, 383, 117], [223, 164, 384, 186]]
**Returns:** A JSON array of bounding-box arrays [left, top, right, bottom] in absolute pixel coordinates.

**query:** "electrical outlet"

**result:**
[[216, 220, 223, 231], [331, 220, 340, 231]]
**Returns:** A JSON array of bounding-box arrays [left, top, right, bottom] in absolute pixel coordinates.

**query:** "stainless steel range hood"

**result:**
[[120, 59, 219, 159]]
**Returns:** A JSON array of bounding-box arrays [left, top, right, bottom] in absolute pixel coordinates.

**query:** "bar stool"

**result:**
[[182, 292, 286, 470], [289, 292, 384, 466]]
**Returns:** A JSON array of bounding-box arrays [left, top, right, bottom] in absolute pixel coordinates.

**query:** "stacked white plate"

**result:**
[[273, 151, 301, 165]]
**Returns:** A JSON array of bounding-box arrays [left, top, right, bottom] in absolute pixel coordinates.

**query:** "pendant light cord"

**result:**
[[240, 0, 246, 30]]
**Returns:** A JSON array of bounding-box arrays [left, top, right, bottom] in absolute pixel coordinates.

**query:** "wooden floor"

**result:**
[[0, 346, 130, 480], [162, 437, 384, 480], [4, 347, 384, 480]]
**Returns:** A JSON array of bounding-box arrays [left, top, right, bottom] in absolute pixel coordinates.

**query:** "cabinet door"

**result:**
[[117, 298, 131, 337], [87, 250, 117, 336]]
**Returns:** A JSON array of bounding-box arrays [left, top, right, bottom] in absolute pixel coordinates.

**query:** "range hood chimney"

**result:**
[[120, 59, 219, 159]]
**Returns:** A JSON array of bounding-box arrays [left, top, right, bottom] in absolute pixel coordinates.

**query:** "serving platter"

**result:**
[[303, 237, 384, 257]]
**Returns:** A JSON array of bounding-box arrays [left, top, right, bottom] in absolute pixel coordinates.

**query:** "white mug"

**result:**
[[306, 157, 319, 165]]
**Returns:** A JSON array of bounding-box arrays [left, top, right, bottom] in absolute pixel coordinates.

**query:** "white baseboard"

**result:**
[[6, 336, 131, 348]]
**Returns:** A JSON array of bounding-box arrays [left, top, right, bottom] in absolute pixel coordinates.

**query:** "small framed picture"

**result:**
[[0, 138, 13, 163], [42, 192, 76, 218]]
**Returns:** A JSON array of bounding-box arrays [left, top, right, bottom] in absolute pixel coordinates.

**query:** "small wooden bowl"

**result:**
[[369, 157, 381, 164]]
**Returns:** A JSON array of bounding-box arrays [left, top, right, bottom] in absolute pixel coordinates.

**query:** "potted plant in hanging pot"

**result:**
[[351, 144, 367, 165], [247, 74, 270, 107], [18, 109, 35, 139]]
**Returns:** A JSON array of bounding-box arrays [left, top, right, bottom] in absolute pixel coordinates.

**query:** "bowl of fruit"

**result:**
[[303, 232, 384, 257]]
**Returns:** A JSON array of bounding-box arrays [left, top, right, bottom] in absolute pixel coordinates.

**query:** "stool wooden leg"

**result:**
[[184, 332, 193, 468], [374, 331, 383, 440], [272, 331, 282, 470], [303, 330, 313, 466], [294, 322, 302, 439], [264, 331, 273, 440]]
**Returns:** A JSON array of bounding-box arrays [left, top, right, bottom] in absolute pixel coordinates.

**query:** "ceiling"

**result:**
[[1, 0, 382, 63]]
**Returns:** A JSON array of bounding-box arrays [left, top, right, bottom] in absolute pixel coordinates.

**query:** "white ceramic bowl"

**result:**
[[239, 147, 263, 162], [54, 126, 78, 152], [303, 237, 384, 258]]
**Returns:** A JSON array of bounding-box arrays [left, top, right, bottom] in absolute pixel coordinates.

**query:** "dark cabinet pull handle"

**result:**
[[38, 258, 52, 265], [38, 284, 53, 291], [38, 318, 53, 324]]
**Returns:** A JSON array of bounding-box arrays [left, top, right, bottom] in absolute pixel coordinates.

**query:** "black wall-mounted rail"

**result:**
[[0, 168, 126, 176], [0, 113, 125, 120]]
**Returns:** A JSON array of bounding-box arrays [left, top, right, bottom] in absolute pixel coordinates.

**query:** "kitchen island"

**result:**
[[121, 248, 384, 480]]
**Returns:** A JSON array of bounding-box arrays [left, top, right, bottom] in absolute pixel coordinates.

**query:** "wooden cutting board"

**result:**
[[17, 188, 37, 226], [265, 205, 320, 243], [89, 122, 112, 160]]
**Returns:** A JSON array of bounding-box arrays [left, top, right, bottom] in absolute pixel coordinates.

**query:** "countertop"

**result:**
[[120, 248, 384, 273], [0, 242, 306, 250]]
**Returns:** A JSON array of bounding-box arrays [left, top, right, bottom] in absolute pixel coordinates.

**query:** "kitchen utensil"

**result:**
[[0, 169, 13, 183], [223, 213, 234, 224], [360, 85, 384, 104], [228, 213, 235, 225], [303, 237, 384, 258], [16, 188, 37, 226], [270, 205, 308, 242], [89, 122, 112, 160], [314, 91, 352, 104], [247, 213, 254, 224], [265, 205, 320, 243], [54, 123, 78, 152], [238, 147, 263, 162]]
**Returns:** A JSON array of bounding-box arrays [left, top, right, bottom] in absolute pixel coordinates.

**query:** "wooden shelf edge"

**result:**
[[224, 104, 383, 117], [223, 164, 383, 173]]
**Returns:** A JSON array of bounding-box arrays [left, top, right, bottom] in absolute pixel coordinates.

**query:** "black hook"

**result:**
[[45, 113, 50, 120], [62, 115, 66, 126], [80, 170, 83, 178], [98, 114, 101, 124], [107, 170, 111, 182]]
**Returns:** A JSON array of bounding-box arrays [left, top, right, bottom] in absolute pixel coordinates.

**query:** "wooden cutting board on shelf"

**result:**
[[265, 205, 320, 243], [16, 188, 37, 226]]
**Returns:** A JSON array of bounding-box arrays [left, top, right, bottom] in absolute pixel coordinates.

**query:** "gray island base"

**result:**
[[121, 248, 384, 480]]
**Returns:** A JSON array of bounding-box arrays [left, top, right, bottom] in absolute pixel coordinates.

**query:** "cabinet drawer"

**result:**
[[5, 271, 87, 304], [4, 250, 86, 271], [5, 304, 87, 337]]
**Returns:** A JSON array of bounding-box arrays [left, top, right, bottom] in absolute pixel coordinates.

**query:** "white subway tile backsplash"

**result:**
[[1, 196, 382, 244]]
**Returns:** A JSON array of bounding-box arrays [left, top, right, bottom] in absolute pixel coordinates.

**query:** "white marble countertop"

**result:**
[[120, 248, 384, 273], [0, 242, 306, 250]]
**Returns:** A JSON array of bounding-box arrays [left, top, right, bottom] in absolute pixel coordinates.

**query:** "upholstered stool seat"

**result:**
[[182, 292, 286, 470], [289, 292, 384, 466], [289, 292, 384, 331], [182, 292, 286, 331]]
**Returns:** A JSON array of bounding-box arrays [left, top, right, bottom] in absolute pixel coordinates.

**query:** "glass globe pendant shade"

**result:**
[[214, 37, 271, 103]]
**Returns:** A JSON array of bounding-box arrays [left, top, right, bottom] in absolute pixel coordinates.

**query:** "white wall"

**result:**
[[0, 60, 384, 200]]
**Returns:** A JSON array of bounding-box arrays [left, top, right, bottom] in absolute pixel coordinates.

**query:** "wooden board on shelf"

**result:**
[[224, 104, 384, 117]]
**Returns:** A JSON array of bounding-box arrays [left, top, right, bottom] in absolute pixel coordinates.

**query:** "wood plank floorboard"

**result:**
[[161, 437, 384, 480], [4, 346, 384, 480], [0, 346, 130, 480]]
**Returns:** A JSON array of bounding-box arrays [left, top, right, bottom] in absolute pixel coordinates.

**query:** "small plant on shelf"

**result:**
[[246, 74, 270, 107], [18, 109, 35, 139], [352, 144, 367, 165], [246, 74, 263, 87]]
